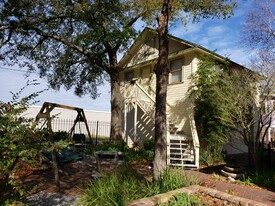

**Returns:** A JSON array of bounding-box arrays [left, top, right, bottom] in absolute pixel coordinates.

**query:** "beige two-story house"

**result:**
[[119, 27, 245, 168]]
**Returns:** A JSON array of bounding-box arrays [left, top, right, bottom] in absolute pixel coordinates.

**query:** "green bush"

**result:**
[[0, 81, 46, 205], [94, 141, 154, 162], [52, 131, 69, 141], [95, 140, 127, 152], [143, 139, 154, 151], [199, 146, 224, 166]]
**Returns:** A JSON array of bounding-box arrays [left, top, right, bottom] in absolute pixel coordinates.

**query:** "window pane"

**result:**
[[171, 71, 181, 82], [170, 59, 183, 83], [171, 59, 183, 71]]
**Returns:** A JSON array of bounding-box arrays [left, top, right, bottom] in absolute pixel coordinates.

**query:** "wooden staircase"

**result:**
[[122, 80, 199, 168], [168, 134, 196, 167]]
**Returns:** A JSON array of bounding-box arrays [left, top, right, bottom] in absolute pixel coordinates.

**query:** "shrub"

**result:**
[[143, 139, 154, 151], [52, 131, 69, 141], [0, 81, 46, 204], [94, 141, 154, 162], [199, 146, 225, 166]]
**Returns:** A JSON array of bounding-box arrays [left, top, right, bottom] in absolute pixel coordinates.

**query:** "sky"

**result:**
[[0, 0, 253, 112]]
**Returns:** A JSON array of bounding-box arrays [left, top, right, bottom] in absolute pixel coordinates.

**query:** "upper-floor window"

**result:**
[[125, 70, 134, 81], [169, 58, 183, 84]]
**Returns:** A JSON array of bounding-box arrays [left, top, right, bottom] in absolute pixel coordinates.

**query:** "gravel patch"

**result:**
[[23, 191, 79, 206]]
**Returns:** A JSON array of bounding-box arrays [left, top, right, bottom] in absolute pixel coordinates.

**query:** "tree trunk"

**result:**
[[52, 149, 60, 192], [153, 0, 171, 180], [110, 74, 122, 141], [108, 51, 123, 141]]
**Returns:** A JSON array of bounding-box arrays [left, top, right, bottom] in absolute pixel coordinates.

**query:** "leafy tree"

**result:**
[[0, 0, 149, 141], [241, 0, 275, 168], [214, 69, 266, 168], [151, 0, 236, 179], [189, 56, 230, 165], [191, 56, 273, 169]]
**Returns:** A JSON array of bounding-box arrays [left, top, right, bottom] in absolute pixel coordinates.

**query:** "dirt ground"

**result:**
[[20, 154, 275, 205]]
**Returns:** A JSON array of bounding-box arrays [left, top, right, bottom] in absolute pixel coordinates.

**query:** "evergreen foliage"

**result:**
[[189, 56, 229, 165]]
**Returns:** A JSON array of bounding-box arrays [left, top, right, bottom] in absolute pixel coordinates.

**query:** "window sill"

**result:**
[[168, 81, 184, 85]]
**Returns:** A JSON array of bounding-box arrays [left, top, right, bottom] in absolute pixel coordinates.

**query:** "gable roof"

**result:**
[[119, 27, 246, 70]]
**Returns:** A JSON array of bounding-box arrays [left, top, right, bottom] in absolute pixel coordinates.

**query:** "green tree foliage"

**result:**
[[0, 0, 147, 141], [189, 56, 230, 165], [190, 55, 268, 168]]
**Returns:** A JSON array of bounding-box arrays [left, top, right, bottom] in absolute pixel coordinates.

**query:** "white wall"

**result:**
[[23, 106, 111, 122]]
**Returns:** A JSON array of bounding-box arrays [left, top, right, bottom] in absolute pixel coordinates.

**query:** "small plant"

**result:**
[[159, 193, 201, 206], [225, 189, 236, 195], [83, 146, 94, 155], [237, 169, 275, 189], [211, 172, 223, 181]]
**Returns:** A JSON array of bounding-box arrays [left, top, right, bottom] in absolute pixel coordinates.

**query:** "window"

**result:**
[[169, 59, 183, 83], [125, 70, 134, 81]]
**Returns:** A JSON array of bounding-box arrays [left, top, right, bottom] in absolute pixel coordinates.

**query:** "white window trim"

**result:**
[[169, 58, 184, 84]]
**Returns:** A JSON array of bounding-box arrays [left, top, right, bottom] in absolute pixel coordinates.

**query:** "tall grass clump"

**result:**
[[78, 164, 149, 206], [148, 168, 199, 195], [79, 165, 199, 206]]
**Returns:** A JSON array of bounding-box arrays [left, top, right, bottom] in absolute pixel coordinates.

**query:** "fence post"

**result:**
[[96, 121, 99, 146]]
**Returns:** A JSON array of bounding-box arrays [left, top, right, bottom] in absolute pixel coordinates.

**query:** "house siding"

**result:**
[[166, 53, 196, 136], [121, 51, 197, 137]]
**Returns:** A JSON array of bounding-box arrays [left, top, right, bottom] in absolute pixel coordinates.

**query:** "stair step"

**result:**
[[170, 154, 192, 157], [169, 163, 197, 168], [170, 157, 194, 161], [170, 142, 190, 145], [169, 148, 187, 151], [170, 153, 190, 156]]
